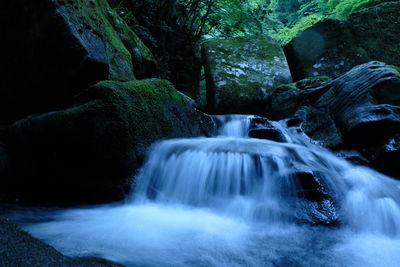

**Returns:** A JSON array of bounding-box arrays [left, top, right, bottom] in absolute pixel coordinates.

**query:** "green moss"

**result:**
[[314, 76, 331, 81], [296, 76, 332, 90], [56, 0, 154, 81], [204, 35, 282, 62], [347, 2, 400, 68], [272, 14, 324, 45], [389, 65, 400, 77], [203, 35, 293, 114], [275, 83, 299, 92], [75, 79, 204, 147], [304, 106, 314, 115]]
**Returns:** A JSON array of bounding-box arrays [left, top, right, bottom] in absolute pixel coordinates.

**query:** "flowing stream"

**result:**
[[12, 115, 400, 266]]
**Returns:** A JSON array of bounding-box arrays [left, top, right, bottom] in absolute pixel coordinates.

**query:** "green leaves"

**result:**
[[117, 0, 392, 44]]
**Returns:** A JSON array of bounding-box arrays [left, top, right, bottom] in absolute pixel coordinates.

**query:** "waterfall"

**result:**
[[214, 114, 252, 137], [17, 115, 400, 267]]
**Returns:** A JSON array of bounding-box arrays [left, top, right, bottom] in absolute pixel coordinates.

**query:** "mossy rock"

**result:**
[[265, 76, 331, 120], [202, 36, 292, 114], [284, 18, 370, 81], [267, 84, 304, 120], [0, 0, 155, 124], [295, 76, 331, 90], [0, 79, 214, 204], [55, 0, 155, 80], [284, 2, 400, 81]]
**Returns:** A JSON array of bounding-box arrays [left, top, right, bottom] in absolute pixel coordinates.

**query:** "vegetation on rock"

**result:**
[[0, 79, 213, 204], [202, 36, 292, 114], [0, 0, 155, 124], [284, 1, 400, 80]]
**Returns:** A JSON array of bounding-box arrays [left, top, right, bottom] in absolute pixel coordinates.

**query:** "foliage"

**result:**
[[268, 0, 393, 43], [112, 2, 135, 23], [271, 14, 324, 45], [112, 0, 391, 45], [331, 0, 392, 18]]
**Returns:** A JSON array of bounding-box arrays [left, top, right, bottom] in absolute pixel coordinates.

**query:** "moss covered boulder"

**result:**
[[0, 79, 214, 204], [202, 36, 292, 114], [0, 0, 155, 124], [284, 1, 400, 81]]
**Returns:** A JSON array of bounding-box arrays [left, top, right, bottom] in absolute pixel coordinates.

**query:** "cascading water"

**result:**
[[13, 115, 400, 266]]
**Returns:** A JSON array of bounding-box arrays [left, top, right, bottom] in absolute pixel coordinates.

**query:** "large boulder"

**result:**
[[202, 36, 292, 114], [0, 79, 214, 204], [284, 1, 400, 81], [303, 62, 400, 178], [0, 0, 155, 124]]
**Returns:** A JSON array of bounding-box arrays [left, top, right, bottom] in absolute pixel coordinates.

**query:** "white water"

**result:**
[[21, 115, 400, 266]]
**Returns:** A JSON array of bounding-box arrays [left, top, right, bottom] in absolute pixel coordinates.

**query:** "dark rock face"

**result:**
[[284, 1, 400, 81], [286, 166, 338, 225], [248, 117, 286, 142], [0, 216, 124, 267], [202, 36, 292, 114], [266, 76, 331, 121], [0, 0, 155, 124], [334, 150, 369, 166], [0, 79, 214, 204], [303, 62, 400, 178], [117, 0, 202, 99]]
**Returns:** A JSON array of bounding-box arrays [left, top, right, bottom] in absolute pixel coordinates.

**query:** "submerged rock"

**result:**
[[284, 1, 400, 81], [202, 36, 292, 114], [0, 0, 155, 124], [0, 79, 214, 204], [303, 61, 400, 178]]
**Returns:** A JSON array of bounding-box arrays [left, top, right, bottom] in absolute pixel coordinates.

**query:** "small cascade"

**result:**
[[134, 116, 400, 234], [133, 137, 336, 223], [214, 114, 253, 137], [18, 115, 400, 267]]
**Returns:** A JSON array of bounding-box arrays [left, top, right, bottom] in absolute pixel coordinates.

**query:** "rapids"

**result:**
[[11, 115, 400, 266]]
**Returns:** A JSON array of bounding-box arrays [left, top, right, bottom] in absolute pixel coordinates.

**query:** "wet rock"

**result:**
[[0, 0, 155, 124], [248, 117, 286, 142], [303, 61, 400, 178], [248, 129, 286, 143], [287, 168, 338, 225], [335, 150, 369, 166], [295, 76, 331, 90], [360, 133, 400, 178], [284, 2, 400, 81], [295, 199, 339, 226], [286, 118, 302, 128], [293, 171, 330, 202], [266, 84, 304, 121], [0, 79, 214, 205], [202, 36, 292, 114], [293, 169, 339, 225], [266, 76, 331, 121]]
